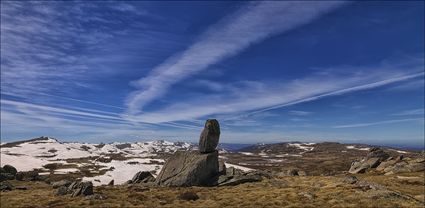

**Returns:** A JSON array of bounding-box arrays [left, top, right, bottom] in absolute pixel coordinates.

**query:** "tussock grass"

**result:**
[[1, 173, 423, 208]]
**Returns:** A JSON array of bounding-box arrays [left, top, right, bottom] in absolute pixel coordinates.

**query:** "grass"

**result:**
[[1, 172, 424, 208]]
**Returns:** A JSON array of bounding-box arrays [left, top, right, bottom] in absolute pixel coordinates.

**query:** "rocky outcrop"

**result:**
[[199, 119, 220, 153], [130, 171, 155, 184], [349, 147, 424, 175], [155, 150, 219, 187], [349, 148, 390, 174], [68, 181, 94, 197]]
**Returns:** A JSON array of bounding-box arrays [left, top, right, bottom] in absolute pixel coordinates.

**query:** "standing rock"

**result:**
[[199, 119, 220, 153], [155, 150, 219, 187]]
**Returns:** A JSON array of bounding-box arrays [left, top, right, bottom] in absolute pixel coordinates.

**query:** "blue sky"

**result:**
[[1, 1, 424, 146]]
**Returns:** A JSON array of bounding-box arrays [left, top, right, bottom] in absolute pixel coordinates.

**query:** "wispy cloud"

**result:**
[[125, 1, 348, 114], [125, 62, 424, 124], [333, 118, 424, 128], [288, 111, 312, 116], [392, 108, 424, 116]]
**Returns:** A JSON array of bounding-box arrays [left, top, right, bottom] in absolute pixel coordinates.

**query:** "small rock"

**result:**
[[108, 179, 114, 186], [178, 191, 199, 201], [0, 181, 13, 191]]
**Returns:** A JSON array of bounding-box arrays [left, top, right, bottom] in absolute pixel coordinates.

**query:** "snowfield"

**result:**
[[0, 137, 253, 186]]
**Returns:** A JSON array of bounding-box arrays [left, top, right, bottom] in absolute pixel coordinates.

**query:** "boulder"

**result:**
[[130, 171, 155, 184], [155, 150, 219, 187], [349, 161, 367, 174], [0, 181, 13, 191], [52, 179, 72, 189], [2, 165, 17, 176], [365, 148, 390, 161], [199, 119, 220, 153], [70, 181, 93, 197], [376, 160, 397, 171]]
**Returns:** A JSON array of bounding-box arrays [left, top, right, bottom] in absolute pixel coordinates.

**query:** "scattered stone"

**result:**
[[0, 181, 13, 191], [199, 119, 220, 153], [55, 186, 68, 196], [108, 179, 114, 186], [2, 165, 17, 176], [178, 191, 200, 201], [155, 150, 219, 187], [131, 171, 155, 184], [52, 179, 72, 189]]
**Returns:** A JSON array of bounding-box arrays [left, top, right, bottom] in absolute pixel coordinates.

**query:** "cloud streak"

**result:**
[[125, 1, 347, 114], [333, 118, 424, 128]]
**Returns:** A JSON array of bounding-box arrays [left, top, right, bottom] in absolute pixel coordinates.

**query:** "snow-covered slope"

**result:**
[[0, 137, 194, 185]]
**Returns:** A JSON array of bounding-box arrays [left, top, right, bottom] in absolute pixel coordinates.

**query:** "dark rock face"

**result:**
[[2, 165, 17, 176], [218, 161, 226, 175], [199, 119, 220, 153], [155, 150, 219, 187], [343, 176, 358, 184], [55, 186, 68, 196], [130, 171, 155, 184], [108, 180, 114, 186]]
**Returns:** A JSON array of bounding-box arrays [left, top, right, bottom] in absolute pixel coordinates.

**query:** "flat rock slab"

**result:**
[[155, 150, 219, 187]]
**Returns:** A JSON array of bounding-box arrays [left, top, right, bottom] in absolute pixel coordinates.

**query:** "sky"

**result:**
[[1, 1, 424, 147]]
